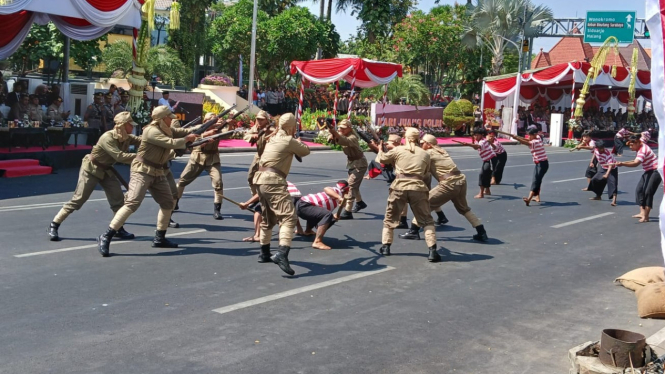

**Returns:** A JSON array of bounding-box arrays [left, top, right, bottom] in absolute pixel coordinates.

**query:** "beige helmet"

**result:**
[[421, 134, 437, 146], [279, 113, 297, 131], [256, 110, 269, 120], [114, 111, 138, 127], [151, 105, 177, 120], [338, 119, 351, 129]]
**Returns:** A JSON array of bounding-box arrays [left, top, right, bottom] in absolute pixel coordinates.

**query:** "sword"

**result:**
[[220, 194, 256, 213], [108, 166, 129, 190]]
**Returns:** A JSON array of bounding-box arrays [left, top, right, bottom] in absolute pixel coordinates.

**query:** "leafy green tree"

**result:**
[[335, 0, 414, 43], [168, 0, 214, 84], [462, 0, 552, 76], [101, 41, 133, 77], [145, 45, 192, 88], [70, 37, 107, 77]]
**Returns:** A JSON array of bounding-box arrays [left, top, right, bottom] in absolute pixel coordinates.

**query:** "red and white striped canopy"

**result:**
[[0, 0, 142, 59], [290, 58, 403, 88], [484, 61, 651, 103]]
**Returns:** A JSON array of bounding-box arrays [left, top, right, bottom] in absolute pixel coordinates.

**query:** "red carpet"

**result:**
[[435, 137, 513, 145], [218, 139, 321, 148], [0, 159, 52, 178], [0, 145, 93, 154]]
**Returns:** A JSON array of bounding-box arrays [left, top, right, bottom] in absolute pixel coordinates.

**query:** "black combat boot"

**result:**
[[169, 218, 179, 228], [472, 225, 488, 242], [428, 245, 441, 263], [47, 222, 60, 241], [152, 230, 178, 248], [271, 246, 295, 275], [114, 226, 135, 240], [97, 228, 116, 257], [398, 223, 420, 240], [213, 203, 223, 220], [174, 199, 180, 211], [435, 211, 449, 225], [258, 244, 272, 263], [351, 201, 368, 213], [379, 244, 391, 256], [396, 216, 408, 229], [339, 209, 354, 220]]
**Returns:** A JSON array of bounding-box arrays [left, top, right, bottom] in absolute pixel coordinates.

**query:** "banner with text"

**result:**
[[371, 104, 444, 128]]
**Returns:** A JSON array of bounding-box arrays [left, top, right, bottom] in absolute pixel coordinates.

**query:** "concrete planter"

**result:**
[[198, 85, 239, 106]]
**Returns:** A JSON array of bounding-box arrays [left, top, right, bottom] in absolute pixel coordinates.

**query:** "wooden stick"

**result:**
[[220, 195, 256, 213], [335, 197, 348, 220]]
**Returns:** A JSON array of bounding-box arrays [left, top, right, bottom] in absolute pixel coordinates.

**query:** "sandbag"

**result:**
[[615, 267, 665, 291], [636, 283, 665, 319]]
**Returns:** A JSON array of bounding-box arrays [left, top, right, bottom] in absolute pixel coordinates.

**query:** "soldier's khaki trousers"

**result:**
[[53, 168, 125, 224], [383, 189, 436, 247], [177, 161, 223, 203], [417, 177, 481, 228], [345, 166, 367, 211], [110, 171, 176, 231], [257, 184, 297, 247], [247, 155, 260, 195]]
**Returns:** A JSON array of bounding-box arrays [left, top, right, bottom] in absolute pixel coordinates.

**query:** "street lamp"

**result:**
[[150, 75, 158, 103]]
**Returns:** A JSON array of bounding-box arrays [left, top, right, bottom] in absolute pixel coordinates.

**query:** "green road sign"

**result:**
[[584, 11, 636, 44]]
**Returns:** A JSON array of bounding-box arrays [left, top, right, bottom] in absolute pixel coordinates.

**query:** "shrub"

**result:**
[[200, 73, 234, 87], [443, 99, 474, 131]]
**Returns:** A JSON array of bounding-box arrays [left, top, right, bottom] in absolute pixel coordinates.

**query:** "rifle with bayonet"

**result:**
[[185, 106, 250, 149], [174, 105, 239, 156], [180, 116, 202, 129]]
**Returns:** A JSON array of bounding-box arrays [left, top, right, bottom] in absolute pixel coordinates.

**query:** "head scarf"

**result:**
[[278, 113, 296, 133], [112, 112, 137, 142], [404, 127, 420, 152]]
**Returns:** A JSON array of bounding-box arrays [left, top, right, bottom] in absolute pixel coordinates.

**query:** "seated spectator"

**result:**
[[27, 94, 44, 122], [47, 96, 70, 122], [10, 94, 29, 121]]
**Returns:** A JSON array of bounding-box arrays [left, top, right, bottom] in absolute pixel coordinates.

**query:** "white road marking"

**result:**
[[550, 169, 643, 184], [551, 213, 614, 229], [0, 179, 341, 212], [14, 229, 207, 258], [462, 159, 590, 172], [212, 266, 395, 315]]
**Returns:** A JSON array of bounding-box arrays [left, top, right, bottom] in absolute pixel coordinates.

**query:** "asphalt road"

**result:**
[[1, 145, 664, 374]]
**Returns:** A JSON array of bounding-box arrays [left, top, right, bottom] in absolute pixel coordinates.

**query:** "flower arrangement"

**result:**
[[200, 73, 234, 87], [132, 106, 152, 127], [71, 115, 84, 128], [203, 101, 223, 117]]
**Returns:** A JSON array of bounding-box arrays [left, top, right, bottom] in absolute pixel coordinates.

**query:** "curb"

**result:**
[[217, 141, 520, 153]]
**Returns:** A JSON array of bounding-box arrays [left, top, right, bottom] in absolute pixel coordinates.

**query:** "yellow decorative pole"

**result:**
[[573, 36, 619, 119], [627, 47, 639, 122]]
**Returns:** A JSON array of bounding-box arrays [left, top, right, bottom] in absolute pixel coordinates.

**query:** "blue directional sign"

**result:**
[[584, 11, 636, 44]]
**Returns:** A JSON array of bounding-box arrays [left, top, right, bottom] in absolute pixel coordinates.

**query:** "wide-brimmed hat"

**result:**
[[152, 105, 177, 120], [114, 111, 138, 126]]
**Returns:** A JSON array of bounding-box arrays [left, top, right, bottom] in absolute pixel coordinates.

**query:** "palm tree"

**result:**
[[462, 0, 553, 76]]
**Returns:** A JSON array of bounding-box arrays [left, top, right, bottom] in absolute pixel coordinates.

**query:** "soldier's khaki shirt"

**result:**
[[335, 133, 367, 170], [47, 104, 65, 122], [27, 104, 44, 122], [253, 130, 310, 186], [83, 131, 141, 179], [376, 145, 430, 191], [131, 123, 192, 177], [426, 147, 465, 186]]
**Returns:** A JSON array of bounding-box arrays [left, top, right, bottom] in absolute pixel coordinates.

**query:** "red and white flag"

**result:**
[[646, 0, 665, 265]]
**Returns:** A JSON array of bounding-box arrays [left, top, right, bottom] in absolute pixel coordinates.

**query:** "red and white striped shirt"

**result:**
[[492, 141, 506, 154], [529, 138, 548, 163], [641, 131, 651, 143], [587, 140, 596, 152], [616, 128, 629, 139], [301, 187, 342, 211], [478, 139, 496, 161], [636, 144, 658, 172], [287, 181, 301, 198], [594, 148, 615, 167]]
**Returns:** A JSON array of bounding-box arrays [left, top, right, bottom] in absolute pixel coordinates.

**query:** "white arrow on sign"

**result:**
[[626, 14, 633, 24]]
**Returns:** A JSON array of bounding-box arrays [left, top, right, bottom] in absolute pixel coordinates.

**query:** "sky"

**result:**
[[303, 0, 649, 52]]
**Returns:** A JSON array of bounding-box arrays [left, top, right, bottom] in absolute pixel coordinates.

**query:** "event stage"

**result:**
[[0, 145, 92, 170]]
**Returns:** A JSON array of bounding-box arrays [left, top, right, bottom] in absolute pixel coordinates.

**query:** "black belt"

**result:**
[[89, 156, 111, 170], [439, 170, 461, 181]]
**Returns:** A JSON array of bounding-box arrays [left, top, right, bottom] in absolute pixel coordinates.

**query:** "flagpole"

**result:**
[[247, 0, 258, 110]]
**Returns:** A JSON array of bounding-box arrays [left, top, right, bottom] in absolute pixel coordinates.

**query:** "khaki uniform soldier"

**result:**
[[244, 110, 271, 195], [84, 92, 107, 131], [327, 119, 368, 219], [399, 134, 488, 242], [27, 94, 44, 122], [254, 113, 311, 275], [47, 96, 70, 122], [177, 112, 233, 220], [103, 93, 115, 130], [96, 106, 199, 257], [48, 112, 142, 241], [377, 128, 440, 262], [114, 91, 130, 115]]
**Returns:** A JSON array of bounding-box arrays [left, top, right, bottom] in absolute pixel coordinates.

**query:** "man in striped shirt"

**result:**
[[615, 136, 662, 223], [586, 141, 618, 205], [574, 131, 597, 190], [505, 128, 548, 206], [239, 181, 301, 246], [613, 126, 630, 156], [487, 130, 507, 185], [458, 128, 497, 198], [295, 181, 350, 250]]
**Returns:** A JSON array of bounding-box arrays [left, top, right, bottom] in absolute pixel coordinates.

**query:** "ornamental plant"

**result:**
[[200, 73, 234, 87]]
